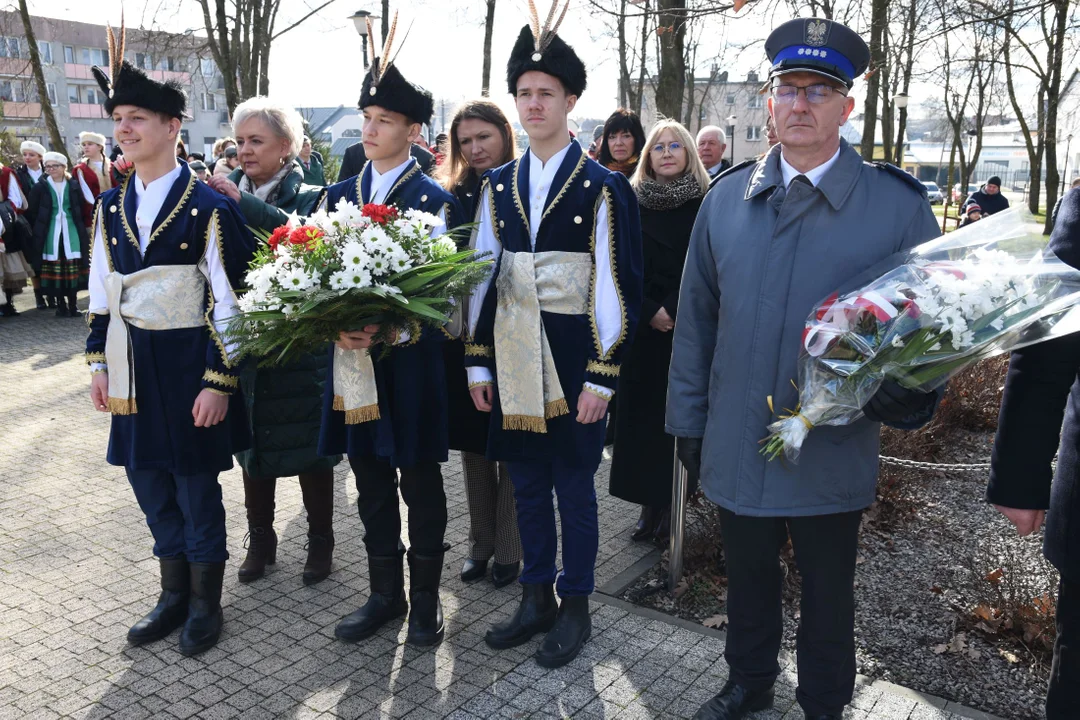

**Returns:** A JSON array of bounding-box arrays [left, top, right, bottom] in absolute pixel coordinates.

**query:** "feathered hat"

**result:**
[[90, 16, 188, 119], [358, 12, 434, 125], [506, 1, 586, 97]]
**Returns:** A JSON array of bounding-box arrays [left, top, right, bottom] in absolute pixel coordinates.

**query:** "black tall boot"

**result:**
[[485, 582, 558, 649], [178, 562, 225, 656], [335, 552, 407, 642], [535, 595, 592, 668], [127, 556, 189, 644], [66, 292, 80, 318], [1, 290, 18, 317], [53, 293, 67, 318], [238, 472, 276, 583], [34, 288, 47, 310], [406, 550, 445, 647], [299, 469, 334, 585]]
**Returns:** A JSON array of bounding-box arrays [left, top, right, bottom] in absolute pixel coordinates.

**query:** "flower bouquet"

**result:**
[[227, 201, 490, 365], [761, 209, 1080, 463]]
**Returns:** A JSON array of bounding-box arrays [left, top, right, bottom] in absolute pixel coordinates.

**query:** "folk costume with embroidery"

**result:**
[[0, 162, 34, 313]]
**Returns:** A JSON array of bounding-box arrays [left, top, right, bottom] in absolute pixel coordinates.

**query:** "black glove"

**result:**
[[862, 380, 935, 424], [676, 437, 703, 486]]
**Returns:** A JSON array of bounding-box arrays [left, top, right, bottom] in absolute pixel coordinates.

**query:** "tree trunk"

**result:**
[[878, 26, 893, 164], [633, 0, 649, 114], [481, 0, 496, 97], [17, 0, 65, 159], [617, 0, 629, 108], [654, 0, 686, 121], [893, 0, 918, 165], [860, 0, 888, 161], [1042, 0, 1070, 235], [382, 0, 389, 44]]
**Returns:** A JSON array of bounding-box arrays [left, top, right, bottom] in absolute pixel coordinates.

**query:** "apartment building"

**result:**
[[0, 12, 229, 159]]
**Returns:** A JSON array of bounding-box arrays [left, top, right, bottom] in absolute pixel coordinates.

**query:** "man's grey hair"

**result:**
[[697, 125, 727, 145], [231, 96, 305, 162]]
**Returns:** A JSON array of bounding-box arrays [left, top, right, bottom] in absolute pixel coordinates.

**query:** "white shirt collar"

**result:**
[[526, 141, 574, 246], [133, 163, 184, 200], [528, 141, 573, 174], [28, 166, 42, 179], [707, 163, 724, 176], [369, 156, 414, 203], [779, 146, 841, 188], [132, 164, 184, 249]]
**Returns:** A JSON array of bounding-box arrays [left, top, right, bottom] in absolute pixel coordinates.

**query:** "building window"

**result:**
[[37, 40, 52, 64], [46, 82, 57, 105], [64, 45, 74, 63], [726, 124, 735, 140], [0, 80, 15, 101], [80, 47, 107, 66], [746, 125, 762, 141], [201, 57, 215, 76], [135, 52, 153, 70], [748, 94, 763, 109], [202, 92, 217, 111], [0, 37, 23, 59], [180, 129, 190, 146], [725, 93, 736, 106], [158, 55, 177, 71], [85, 87, 105, 105], [68, 84, 80, 103]]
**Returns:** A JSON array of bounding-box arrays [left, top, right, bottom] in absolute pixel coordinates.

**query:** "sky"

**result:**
[[33, 0, 946, 124]]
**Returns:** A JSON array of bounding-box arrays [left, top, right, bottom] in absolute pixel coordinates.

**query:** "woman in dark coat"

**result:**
[[436, 100, 523, 587], [598, 108, 646, 177], [208, 97, 341, 586], [609, 119, 709, 542], [26, 152, 90, 318]]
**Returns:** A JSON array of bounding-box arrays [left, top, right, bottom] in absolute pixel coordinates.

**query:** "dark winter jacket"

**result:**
[[962, 187, 1009, 216], [26, 176, 90, 273]]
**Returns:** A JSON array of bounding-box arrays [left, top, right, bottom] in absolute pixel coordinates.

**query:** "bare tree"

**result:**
[[860, 0, 888, 160], [655, 0, 687, 119], [481, 0, 496, 96], [16, 0, 64, 159]]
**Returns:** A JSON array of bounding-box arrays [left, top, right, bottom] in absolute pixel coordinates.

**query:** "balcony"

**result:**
[[149, 69, 191, 85], [0, 58, 30, 76], [3, 102, 41, 118], [70, 103, 106, 119], [64, 63, 95, 80]]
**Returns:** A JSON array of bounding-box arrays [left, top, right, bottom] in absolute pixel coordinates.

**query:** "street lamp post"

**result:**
[[726, 113, 737, 165], [1065, 134, 1075, 187], [349, 9, 376, 69], [892, 92, 909, 166]]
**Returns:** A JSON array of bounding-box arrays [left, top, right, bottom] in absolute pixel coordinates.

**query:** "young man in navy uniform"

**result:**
[[465, 3, 643, 669], [85, 26, 254, 656], [319, 30, 464, 648]]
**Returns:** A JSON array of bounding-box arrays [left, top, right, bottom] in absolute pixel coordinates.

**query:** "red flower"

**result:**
[[361, 203, 399, 225], [288, 225, 324, 250], [267, 225, 290, 251]]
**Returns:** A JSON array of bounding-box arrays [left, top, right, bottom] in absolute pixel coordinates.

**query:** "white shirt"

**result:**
[[88, 165, 238, 372], [46, 177, 74, 258], [465, 146, 621, 398], [26, 166, 42, 185], [5, 171, 25, 211], [368, 156, 414, 205], [779, 146, 841, 188], [707, 163, 724, 177]]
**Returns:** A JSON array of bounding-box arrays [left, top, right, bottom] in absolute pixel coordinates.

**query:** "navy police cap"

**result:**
[[764, 18, 870, 88]]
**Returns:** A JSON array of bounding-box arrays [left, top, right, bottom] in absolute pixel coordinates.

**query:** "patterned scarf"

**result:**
[[635, 172, 704, 212], [238, 161, 298, 204], [606, 155, 640, 177]]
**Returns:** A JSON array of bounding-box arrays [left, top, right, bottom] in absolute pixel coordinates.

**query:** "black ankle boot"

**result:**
[[54, 295, 67, 317], [631, 505, 656, 542], [0, 303, 16, 317], [485, 582, 558, 649], [406, 550, 445, 647], [67, 293, 80, 318], [302, 531, 334, 585], [178, 562, 225, 656], [237, 526, 277, 583], [535, 595, 591, 668], [692, 679, 775, 720], [491, 560, 520, 588], [335, 552, 407, 642], [127, 556, 189, 644], [34, 290, 47, 310]]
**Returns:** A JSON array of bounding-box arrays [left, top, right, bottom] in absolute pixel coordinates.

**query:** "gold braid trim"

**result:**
[[483, 177, 501, 246], [91, 368, 107, 377], [464, 343, 494, 357], [586, 360, 620, 377], [117, 175, 140, 252], [149, 170, 196, 247], [203, 209, 237, 369], [205, 388, 231, 397], [385, 162, 419, 204], [503, 414, 548, 433], [202, 368, 239, 389], [108, 397, 137, 415], [332, 395, 381, 424], [400, 318, 423, 347], [588, 190, 602, 357], [468, 380, 493, 389], [583, 384, 614, 402], [511, 160, 530, 235], [540, 151, 587, 223], [85, 352, 106, 365], [599, 186, 627, 361]]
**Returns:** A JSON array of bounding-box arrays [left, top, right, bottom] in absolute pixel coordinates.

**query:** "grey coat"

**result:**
[[665, 140, 940, 517]]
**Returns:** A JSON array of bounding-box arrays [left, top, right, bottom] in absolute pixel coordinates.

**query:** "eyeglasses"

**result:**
[[771, 84, 846, 105], [43, 164, 64, 170], [650, 141, 684, 154]]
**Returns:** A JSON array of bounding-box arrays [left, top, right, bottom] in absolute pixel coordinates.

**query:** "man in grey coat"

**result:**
[[666, 18, 941, 720]]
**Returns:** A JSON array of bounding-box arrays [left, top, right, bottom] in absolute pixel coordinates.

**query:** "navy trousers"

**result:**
[[506, 455, 601, 597], [125, 468, 228, 563]]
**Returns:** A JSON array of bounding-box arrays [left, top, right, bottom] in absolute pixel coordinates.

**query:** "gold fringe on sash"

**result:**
[[503, 414, 549, 433], [545, 397, 569, 419], [332, 395, 381, 425], [108, 396, 137, 415]]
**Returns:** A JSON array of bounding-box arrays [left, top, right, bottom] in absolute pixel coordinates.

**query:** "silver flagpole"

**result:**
[[668, 449, 689, 591]]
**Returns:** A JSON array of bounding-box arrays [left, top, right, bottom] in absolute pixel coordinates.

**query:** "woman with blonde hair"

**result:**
[[611, 119, 709, 543], [436, 99, 524, 587]]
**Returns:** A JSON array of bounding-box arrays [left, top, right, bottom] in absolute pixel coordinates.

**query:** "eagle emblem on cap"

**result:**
[[805, 19, 829, 46]]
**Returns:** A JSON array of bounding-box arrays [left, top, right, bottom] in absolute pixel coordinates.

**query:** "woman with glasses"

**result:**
[[26, 152, 90, 318], [609, 119, 710, 543]]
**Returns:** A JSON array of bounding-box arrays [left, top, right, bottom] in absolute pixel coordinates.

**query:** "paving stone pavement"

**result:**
[[0, 291, 1006, 720]]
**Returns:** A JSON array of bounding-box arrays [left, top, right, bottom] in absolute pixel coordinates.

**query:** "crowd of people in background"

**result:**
[[7, 6, 1080, 719]]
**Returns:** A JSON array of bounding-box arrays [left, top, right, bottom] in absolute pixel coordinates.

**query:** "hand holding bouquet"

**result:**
[[227, 201, 490, 365], [762, 209, 1080, 463]]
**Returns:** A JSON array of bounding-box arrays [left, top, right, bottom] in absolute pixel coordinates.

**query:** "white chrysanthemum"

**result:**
[[341, 242, 372, 269], [238, 293, 258, 313], [329, 270, 352, 291], [281, 302, 297, 316], [404, 208, 443, 229], [281, 267, 313, 291], [369, 254, 391, 276], [346, 268, 373, 289], [361, 226, 390, 245], [376, 283, 402, 295], [306, 209, 335, 235]]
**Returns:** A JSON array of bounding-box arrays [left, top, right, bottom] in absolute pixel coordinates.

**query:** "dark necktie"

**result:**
[[792, 174, 812, 187]]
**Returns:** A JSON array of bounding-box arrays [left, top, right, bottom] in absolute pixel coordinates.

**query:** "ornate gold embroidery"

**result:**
[[586, 360, 620, 377], [203, 209, 239, 369], [401, 318, 423, 346], [91, 368, 107, 376], [511, 160, 530, 235], [117, 175, 140, 253], [202, 368, 239, 388], [118, 170, 197, 253], [467, 380, 494, 389], [85, 352, 106, 365], [600, 186, 627, 361], [583, 384, 614, 402], [541, 152, 587, 223], [351, 160, 371, 205], [485, 178, 501, 246], [108, 396, 137, 415], [205, 388, 231, 397], [464, 343, 494, 357], [332, 395, 381, 424]]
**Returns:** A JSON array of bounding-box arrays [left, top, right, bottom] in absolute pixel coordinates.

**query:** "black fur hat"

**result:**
[[91, 20, 187, 119], [356, 12, 434, 125], [506, 2, 586, 97]]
